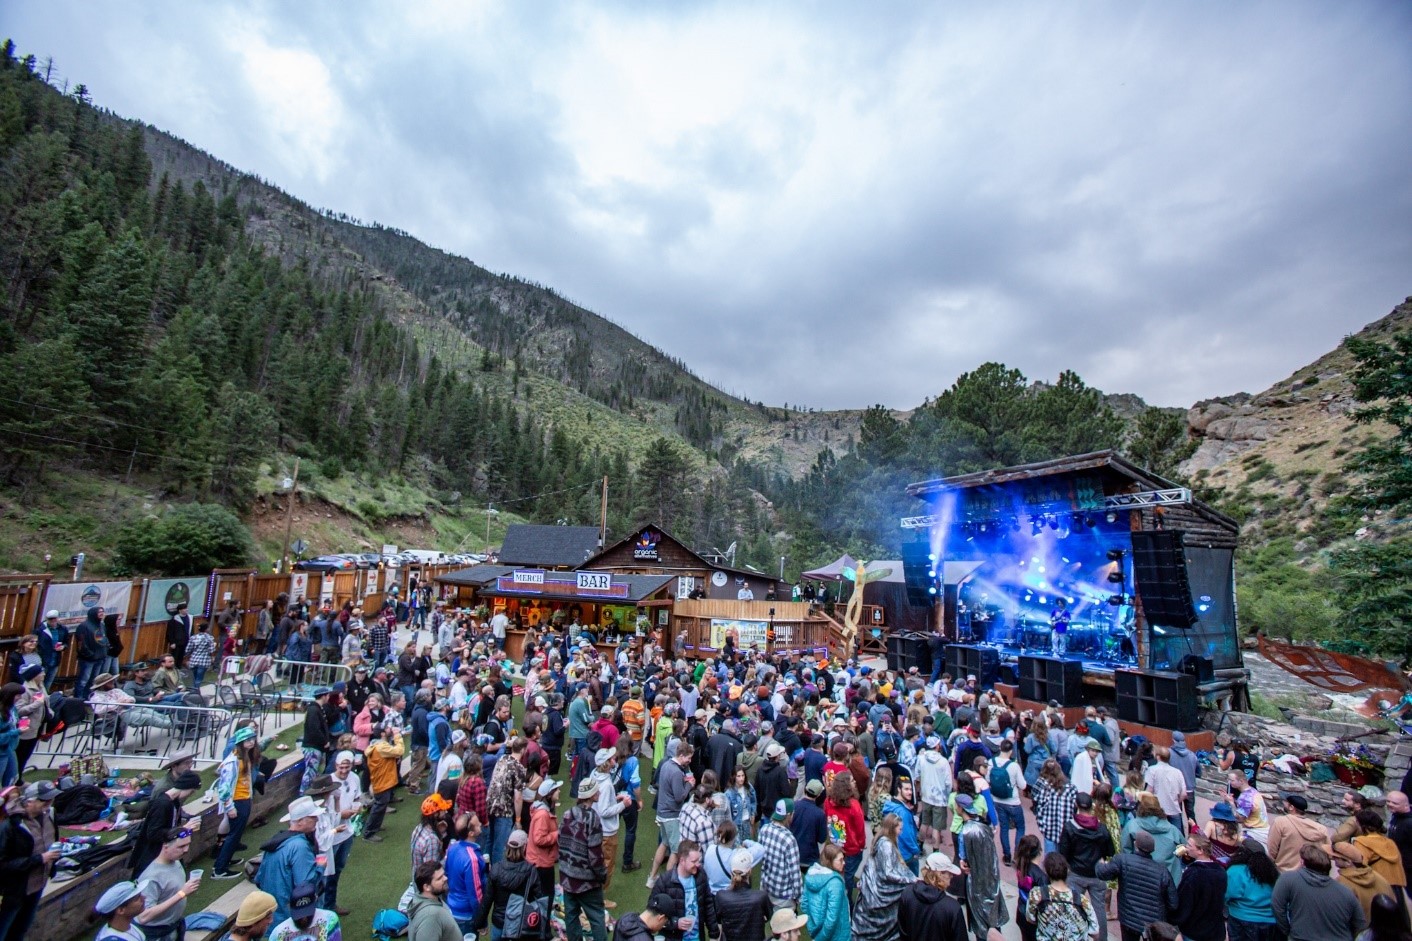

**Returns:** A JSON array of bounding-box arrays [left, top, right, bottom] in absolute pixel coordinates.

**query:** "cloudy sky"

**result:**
[[11, 2, 1412, 409]]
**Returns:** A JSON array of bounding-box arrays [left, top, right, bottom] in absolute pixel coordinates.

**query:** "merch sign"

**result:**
[[43, 581, 133, 629], [143, 577, 209, 624], [512, 570, 546, 585]]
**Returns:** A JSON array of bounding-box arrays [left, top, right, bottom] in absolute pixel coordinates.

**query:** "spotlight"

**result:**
[[1106, 549, 1126, 562], [1107, 571, 1125, 583], [928, 586, 937, 595], [1106, 511, 1118, 523], [928, 552, 937, 562], [979, 522, 987, 532], [1031, 518, 1044, 536], [1048, 516, 1058, 531], [1107, 594, 1124, 606]]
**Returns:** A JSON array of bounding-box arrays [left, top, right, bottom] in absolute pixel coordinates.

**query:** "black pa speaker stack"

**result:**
[[1115, 668, 1199, 731], [901, 540, 936, 608], [1129, 530, 1199, 628], [1018, 655, 1085, 706], [945, 644, 1000, 688]]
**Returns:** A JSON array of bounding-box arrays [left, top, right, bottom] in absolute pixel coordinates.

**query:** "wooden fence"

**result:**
[[0, 562, 465, 682], [671, 598, 845, 659]]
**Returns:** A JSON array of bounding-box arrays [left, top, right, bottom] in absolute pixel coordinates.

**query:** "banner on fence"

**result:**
[[143, 577, 209, 623], [43, 581, 133, 629], [290, 573, 309, 602], [709, 618, 769, 650]]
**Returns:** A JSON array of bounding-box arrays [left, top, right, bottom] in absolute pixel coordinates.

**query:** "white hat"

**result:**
[[281, 796, 323, 822], [45, 609, 59, 619], [335, 750, 356, 766], [595, 747, 616, 767], [451, 730, 468, 745], [538, 778, 563, 798], [923, 851, 961, 875], [730, 847, 756, 874]]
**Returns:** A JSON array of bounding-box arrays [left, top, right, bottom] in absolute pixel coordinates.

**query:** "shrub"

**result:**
[[114, 503, 256, 575], [319, 456, 343, 480]]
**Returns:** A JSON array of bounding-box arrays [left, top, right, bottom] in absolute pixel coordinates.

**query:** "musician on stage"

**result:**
[[1050, 601, 1071, 656]]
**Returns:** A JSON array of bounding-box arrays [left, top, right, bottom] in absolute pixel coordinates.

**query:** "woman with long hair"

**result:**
[[211, 725, 259, 879], [826, 768, 868, 901], [527, 778, 560, 897], [851, 813, 917, 941], [353, 693, 384, 751], [1121, 792, 1184, 884], [1226, 838, 1280, 941], [1014, 834, 1048, 941], [7, 636, 40, 685], [727, 766, 757, 841], [1204, 802, 1243, 867], [1031, 759, 1077, 853], [1026, 853, 1100, 941], [867, 767, 895, 829], [1024, 717, 1052, 788], [14, 665, 46, 778], [802, 843, 850, 941], [1362, 893, 1412, 941], [0, 683, 21, 787]]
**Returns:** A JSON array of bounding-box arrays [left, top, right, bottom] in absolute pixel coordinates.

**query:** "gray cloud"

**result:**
[[11, 1, 1412, 409]]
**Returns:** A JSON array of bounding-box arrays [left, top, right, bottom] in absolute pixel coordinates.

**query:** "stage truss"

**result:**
[[900, 488, 1192, 529]]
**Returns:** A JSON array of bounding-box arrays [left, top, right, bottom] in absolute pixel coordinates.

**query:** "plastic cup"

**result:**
[[190, 869, 203, 880]]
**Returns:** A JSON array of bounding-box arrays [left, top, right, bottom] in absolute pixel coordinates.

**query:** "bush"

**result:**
[[319, 456, 343, 480], [114, 503, 256, 575]]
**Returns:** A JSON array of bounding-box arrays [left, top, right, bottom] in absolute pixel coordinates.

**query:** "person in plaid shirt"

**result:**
[[759, 799, 803, 909], [366, 621, 390, 668], [185, 622, 217, 686], [454, 752, 489, 833], [486, 737, 528, 864], [681, 785, 716, 849]]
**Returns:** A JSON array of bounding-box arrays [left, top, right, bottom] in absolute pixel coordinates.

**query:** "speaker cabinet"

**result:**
[[1179, 654, 1215, 684], [945, 644, 1000, 688], [1130, 530, 1199, 627], [901, 540, 936, 607], [885, 632, 935, 676], [1018, 655, 1085, 706], [1115, 669, 1199, 731]]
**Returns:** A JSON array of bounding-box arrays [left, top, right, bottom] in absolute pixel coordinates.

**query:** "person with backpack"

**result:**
[[1026, 853, 1101, 941], [1058, 792, 1116, 941], [474, 829, 546, 940], [990, 739, 1027, 866]]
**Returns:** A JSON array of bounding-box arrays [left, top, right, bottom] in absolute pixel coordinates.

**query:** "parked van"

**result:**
[[399, 548, 449, 564]]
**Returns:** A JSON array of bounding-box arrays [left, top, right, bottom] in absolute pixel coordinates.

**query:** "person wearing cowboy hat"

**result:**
[[254, 795, 324, 927], [559, 776, 609, 941], [302, 775, 347, 913]]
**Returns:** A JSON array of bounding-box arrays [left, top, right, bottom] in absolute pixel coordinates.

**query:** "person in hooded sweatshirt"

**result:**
[[408, 861, 461, 941], [1122, 792, 1185, 886], [898, 851, 967, 941], [1057, 792, 1116, 941], [1271, 843, 1366, 941], [614, 895, 673, 941], [1352, 809, 1410, 913], [1167, 731, 1201, 825], [1268, 794, 1335, 872], [1334, 841, 1394, 926]]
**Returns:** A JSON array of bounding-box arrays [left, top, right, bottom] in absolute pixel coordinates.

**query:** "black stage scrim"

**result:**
[[1149, 545, 1239, 672]]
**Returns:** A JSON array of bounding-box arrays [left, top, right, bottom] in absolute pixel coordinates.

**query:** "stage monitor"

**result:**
[[1130, 530, 1198, 628], [1149, 544, 1240, 672]]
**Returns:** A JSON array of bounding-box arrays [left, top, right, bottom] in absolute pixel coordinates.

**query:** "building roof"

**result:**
[[905, 449, 1238, 532], [580, 523, 780, 584], [484, 572, 677, 604], [497, 525, 603, 568], [433, 564, 517, 587]]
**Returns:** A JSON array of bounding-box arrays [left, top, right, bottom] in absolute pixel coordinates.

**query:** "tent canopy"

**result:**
[[802, 554, 858, 581]]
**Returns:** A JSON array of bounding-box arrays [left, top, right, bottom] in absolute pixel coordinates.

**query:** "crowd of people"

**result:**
[[9, 596, 1412, 941]]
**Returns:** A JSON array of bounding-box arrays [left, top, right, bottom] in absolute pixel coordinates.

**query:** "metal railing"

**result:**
[[221, 656, 353, 702], [35, 698, 247, 768]]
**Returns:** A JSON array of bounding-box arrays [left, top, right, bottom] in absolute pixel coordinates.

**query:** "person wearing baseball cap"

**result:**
[[269, 881, 339, 941], [1095, 827, 1177, 940], [898, 852, 966, 941], [716, 845, 769, 938], [253, 796, 324, 926], [128, 768, 203, 877], [0, 781, 58, 939], [37, 610, 64, 690], [1268, 792, 1333, 873], [94, 880, 146, 941]]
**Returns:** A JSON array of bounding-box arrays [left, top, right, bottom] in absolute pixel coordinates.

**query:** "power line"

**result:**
[[5, 428, 218, 470], [0, 395, 179, 437]]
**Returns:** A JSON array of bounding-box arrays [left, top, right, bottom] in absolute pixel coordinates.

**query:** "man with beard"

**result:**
[[407, 861, 460, 941], [223, 891, 278, 941]]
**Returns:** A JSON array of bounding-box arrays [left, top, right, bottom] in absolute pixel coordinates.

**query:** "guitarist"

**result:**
[[1050, 602, 1071, 657]]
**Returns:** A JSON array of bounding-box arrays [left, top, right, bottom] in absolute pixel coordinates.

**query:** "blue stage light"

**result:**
[[928, 586, 937, 595]]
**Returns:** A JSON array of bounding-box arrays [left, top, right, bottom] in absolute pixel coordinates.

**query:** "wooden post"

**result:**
[[280, 458, 301, 575], [599, 476, 608, 549]]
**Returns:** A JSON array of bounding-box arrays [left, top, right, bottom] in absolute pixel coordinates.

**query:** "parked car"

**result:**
[[294, 555, 356, 572], [400, 549, 450, 564]]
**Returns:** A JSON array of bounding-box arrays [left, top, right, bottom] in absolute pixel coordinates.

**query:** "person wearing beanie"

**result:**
[[1271, 843, 1366, 941], [1173, 832, 1227, 941], [1168, 731, 1200, 825], [1333, 841, 1394, 924], [1267, 794, 1334, 872], [474, 829, 545, 938], [1058, 792, 1116, 941], [228, 890, 278, 941], [1097, 828, 1178, 941], [128, 769, 203, 877]]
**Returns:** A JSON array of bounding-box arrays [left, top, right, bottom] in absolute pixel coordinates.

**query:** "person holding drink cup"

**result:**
[[133, 826, 203, 941]]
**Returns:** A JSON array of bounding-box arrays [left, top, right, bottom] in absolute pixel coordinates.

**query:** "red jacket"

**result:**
[[826, 798, 867, 856]]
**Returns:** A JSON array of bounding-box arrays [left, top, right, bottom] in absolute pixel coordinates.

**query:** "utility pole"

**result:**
[[280, 458, 301, 575], [599, 476, 608, 548]]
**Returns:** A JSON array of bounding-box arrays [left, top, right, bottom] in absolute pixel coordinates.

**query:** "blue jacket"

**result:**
[[37, 625, 63, 669], [284, 633, 313, 662], [445, 838, 487, 922], [255, 830, 322, 927], [882, 797, 921, 861], [802, 862, 849, 941], [428, 713, 451, 762]]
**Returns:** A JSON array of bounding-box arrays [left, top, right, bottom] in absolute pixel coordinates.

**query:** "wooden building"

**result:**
[[579, 524, 782, 601], [498, 524, 603, 570]]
